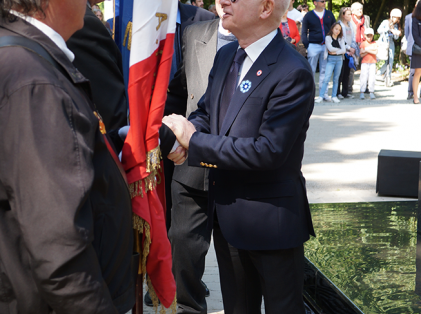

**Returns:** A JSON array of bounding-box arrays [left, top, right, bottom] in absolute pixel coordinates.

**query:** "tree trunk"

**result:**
[[373, 0, 388, 31], [328, 0, 332, 12], [403, 0, 410, 21]]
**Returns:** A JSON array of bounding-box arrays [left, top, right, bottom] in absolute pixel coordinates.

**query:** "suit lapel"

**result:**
[[195, 20, 219, 86], [220, 32, 285, 136]]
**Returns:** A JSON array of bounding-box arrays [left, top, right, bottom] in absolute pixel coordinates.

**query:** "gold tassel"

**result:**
[[146, 146, 162, 173], [131, 146, 177, 312], [128, 146, 162, 199]]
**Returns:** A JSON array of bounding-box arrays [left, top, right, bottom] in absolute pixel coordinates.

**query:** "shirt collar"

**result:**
[[218, 19, 231, 36], [243, 29, 277, 63], [10, 10, 75, 62]]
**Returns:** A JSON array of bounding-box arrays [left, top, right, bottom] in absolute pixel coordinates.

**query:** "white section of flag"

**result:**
[[129, 0, 177, 67]]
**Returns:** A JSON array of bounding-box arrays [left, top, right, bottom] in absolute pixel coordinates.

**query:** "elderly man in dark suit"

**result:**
[[163, 0, 315, 312], [165, 1, 236, 313]]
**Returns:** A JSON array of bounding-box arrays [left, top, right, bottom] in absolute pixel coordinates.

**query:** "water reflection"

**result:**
[[305, 201, 419, 314]]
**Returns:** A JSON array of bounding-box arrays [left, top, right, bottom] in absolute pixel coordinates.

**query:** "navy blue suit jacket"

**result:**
[[188, 31, 316, 250]]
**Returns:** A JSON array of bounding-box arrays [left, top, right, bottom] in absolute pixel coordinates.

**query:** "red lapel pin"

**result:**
[[257, 70, 262, 76]]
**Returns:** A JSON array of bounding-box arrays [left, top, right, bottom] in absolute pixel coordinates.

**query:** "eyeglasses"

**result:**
[[317, 1, 326, 3]]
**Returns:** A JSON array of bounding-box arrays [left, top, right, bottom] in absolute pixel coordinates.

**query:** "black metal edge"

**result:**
[[304, 257, 365, 314]]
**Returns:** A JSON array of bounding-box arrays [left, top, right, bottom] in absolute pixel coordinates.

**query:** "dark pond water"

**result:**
[[305, 201, 421, 314]]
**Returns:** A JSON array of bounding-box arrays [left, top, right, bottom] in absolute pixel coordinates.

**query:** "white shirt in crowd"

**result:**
[[314, 9, 325, 19], [287, 8, 303, 23]]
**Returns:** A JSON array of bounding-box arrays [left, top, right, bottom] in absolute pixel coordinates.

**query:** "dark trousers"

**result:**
[[213, 219, 306, 314], [337, 57, 351, 97], [168, 181, 211, 314]]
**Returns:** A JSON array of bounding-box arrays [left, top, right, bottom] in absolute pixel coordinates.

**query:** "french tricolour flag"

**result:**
[[121, 0, 177, 310]]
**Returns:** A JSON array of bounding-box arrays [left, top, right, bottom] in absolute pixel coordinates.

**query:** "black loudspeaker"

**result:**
[[376, 150, 421, 198]]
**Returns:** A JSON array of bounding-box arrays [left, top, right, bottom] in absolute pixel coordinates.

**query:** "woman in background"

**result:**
[[337, 7, 356, 99], [377, 9, 402, 86], [279, 10, 300, 47], [316, 22, 346, 103], [93, 8, 112, 36]]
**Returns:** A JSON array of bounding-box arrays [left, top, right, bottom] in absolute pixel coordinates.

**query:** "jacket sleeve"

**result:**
[[301, 14, 309, 48], [290, 20, 301, 45], [325, 36, 339, 53], [0, 84, 117, 314], [338, 38, 347, 54], [377, 20, 389, 35], [188, 66, 314, 171], [413, 17, 421, 47], [405, 15, 411, 39]]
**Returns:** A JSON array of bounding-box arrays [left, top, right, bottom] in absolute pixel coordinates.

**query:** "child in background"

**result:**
[[359, 28, 378, 99], [316, 22, 347, 103]]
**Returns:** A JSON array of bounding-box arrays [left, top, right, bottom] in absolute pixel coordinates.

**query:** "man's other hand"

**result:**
[[162, 114, 196, 149], [168, 145, 188, 165]]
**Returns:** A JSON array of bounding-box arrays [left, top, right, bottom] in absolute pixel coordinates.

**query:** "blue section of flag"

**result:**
[[114, 0, 132, 88]]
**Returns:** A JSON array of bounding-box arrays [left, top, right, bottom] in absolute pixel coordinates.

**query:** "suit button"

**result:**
[[191, 94, 194, 99], [213, 181, 215, 185], [214, 165, 218, 168], [200, 162, 205, 166]]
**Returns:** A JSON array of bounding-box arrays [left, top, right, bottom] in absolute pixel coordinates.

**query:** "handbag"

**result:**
[[377, 33, 389, 61], [413, 43, 421, 55]]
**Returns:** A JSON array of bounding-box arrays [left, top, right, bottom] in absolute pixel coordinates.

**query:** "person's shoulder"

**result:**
[[287, 17, 295, 24], [194, 7, 216, 21], [326, 10, 335, 17], [0, 46, 64, 99], [217, 40, 238, 56], [185, 18, 218, 35], [180, 3, 215, 22], [275, 38, 312, 73], [303, 10, 314, 19]]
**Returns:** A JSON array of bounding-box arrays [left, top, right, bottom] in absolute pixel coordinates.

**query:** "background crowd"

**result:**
[[146, 0, 420, 104]]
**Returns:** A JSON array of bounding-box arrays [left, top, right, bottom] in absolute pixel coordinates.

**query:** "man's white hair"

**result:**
[[351, 2, 363, 12]]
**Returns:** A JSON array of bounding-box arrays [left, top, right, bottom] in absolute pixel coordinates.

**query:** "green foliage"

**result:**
[[306, 201, 421, 313]]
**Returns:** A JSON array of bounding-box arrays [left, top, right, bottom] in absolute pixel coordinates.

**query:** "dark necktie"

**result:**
[[219, 48, 247, 131]]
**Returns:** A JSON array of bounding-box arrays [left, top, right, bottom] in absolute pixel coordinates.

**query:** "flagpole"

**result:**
[[112, 0, 116, 40]]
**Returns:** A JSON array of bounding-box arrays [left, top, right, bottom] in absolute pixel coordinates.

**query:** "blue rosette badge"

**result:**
[[239, 80, 252, 93]]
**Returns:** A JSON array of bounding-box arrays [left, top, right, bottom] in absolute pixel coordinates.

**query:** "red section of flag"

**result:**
[[122, 34, 176, 308]]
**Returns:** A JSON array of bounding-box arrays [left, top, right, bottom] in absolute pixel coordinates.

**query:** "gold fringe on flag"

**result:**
[[131, 145, 176, 313], [129, 146, 162, 199]]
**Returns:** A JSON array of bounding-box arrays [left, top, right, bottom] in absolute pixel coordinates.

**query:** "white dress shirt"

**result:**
[[10, 10, 75, 62], [288, 8, 303, 23], [238, 29, 277, 84]]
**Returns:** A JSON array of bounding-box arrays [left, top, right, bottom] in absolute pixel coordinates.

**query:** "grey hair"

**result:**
[[0, 0, 48, 18], [350, 2, 363, 12]]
